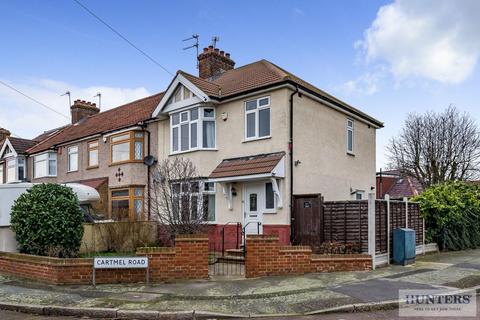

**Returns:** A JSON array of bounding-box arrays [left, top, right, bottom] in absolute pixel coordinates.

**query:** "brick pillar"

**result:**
[[174, 234, 209, 280], [245, 235, 280, 278]]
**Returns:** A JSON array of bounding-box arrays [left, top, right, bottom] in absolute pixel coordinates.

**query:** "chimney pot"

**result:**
[[226, 53, 230, 58], [203, 47, 208, 53], [220, 50, 225, 56], [70, 99, 100, 124], [214, 48, 219, 53]]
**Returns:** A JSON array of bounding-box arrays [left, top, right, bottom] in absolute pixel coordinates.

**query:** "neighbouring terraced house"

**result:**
[[0, 46, 382, 245]]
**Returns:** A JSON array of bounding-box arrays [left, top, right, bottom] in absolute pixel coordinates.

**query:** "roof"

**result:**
[[179, 60, 383, 127], [209, 152, 285, 179], [385, 176, 423, 199], [28, 92, 164, 154], [8, 137, 38, 154], [76, 177, 108, 189]]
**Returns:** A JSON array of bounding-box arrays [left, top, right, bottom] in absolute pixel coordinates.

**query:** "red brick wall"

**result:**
[[245, 235, 372, 278], [0, 235, 208, 285]]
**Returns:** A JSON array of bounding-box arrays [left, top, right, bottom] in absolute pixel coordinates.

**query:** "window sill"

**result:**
[[109, 160, 144, 167], [169, 148, 218, 156], [264, 209, 277, 214], [243, 136, 271, 143], [86, 166, 99, 170], [67, 170, 79, 174], [347, 151, 355, 157]]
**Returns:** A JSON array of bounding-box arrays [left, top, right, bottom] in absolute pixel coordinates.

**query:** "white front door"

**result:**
[[244, 183, 264, 235]]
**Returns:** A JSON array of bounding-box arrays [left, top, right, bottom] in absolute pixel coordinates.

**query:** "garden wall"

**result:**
[[245, 235, 372, 278], [0, 234, 208, 285]]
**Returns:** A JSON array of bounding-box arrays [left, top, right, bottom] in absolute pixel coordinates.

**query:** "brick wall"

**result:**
[[0, 234, 208, 285], [245, 235, 372, 278]]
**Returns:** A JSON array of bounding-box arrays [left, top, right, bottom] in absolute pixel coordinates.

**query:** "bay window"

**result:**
[[0, 165, 3, 184], [67, 145, 78, 172], [245, 96, 270, 140], [110, 186, 144, 221], [6, 159, 15, 182], [171, 180, 216, 222], [34, 152, 57, 178], [110, 131, 144, 164], [171, 107, 215, 153]]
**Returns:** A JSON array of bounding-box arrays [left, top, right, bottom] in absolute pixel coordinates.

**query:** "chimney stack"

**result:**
[[198, 46, 235, 80], [0, 128, 11, 142], [70, 100, 99, 124]]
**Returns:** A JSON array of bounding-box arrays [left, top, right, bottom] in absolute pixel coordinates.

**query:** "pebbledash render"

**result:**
[[0, 46, 382, 245]]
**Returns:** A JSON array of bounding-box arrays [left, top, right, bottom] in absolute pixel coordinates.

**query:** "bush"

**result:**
[[10, 184, 84, 257], [413, 182, 480, 251]]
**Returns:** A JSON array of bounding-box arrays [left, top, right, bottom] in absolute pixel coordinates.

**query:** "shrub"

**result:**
[[10, 184, 84, 257], [413, 182, 480, 251]]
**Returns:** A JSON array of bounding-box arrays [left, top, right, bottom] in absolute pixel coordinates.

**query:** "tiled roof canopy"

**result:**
[[209, 152, 285, 179], [76, 177, 108, 190], [28, 92, 164, 154], [179, 60, 383, 127]]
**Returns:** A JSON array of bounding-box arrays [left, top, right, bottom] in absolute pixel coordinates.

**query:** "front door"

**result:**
[[244, 183, 264, 235]]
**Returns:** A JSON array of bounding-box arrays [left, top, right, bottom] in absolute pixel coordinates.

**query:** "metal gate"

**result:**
[[292, 194, 324, 250], [209, 222, 244, 277]]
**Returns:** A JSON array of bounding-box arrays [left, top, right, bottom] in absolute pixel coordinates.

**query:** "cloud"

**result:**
[[357, 0, 480, 84], [0, 78, 151, 139], [338, 69, 385, 95]]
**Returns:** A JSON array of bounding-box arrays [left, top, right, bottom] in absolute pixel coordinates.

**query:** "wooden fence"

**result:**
[[323, 198, 424, 254]]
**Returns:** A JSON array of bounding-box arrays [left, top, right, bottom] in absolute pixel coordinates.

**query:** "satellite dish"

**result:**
[[143, 155, 157, 166]]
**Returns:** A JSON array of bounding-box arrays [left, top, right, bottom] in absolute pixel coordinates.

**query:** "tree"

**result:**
[[10, 184, 84, 257], [149, 157, 209, 238], [388, 106, 480, 187], [414, 182, 480, 251]]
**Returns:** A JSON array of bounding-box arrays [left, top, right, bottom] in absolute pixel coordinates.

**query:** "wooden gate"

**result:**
[[292, 194, 324, 247]]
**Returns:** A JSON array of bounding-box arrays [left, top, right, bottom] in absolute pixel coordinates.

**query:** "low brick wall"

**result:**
[[245, 235, 372, 278], [0, 234, 208, 285]]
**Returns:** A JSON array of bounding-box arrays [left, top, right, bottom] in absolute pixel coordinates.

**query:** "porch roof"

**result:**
[[209, 152, 285, 181], [75, 177, 108, 190]]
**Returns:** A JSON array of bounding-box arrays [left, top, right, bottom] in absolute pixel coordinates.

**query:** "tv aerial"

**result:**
[[183, 34, 200, 69]]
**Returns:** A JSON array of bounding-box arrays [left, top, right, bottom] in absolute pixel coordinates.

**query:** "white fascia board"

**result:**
[[152, 73, 212, 117], [0, 139, 17, 159], [272, 157, 285, 178]]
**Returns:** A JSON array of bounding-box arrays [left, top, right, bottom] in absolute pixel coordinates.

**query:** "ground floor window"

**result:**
[[110, 186, 144, 221], [171, 180, 215, 222]]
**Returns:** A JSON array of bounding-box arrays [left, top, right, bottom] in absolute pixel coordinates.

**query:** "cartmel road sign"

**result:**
[[92, 257, 149, 286]]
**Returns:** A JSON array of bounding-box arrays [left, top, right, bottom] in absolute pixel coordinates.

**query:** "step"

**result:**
[[216, 255, 245, 264], [225, 249, 244, 257]]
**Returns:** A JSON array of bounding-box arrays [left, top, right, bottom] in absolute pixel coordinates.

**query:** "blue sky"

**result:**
[[1, 0, 479, 169]]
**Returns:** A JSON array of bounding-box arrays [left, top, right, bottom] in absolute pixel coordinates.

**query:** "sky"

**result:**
[[1, 0, 479, 170]]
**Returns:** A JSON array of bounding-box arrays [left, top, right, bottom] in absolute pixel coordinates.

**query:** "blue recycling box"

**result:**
[[393, 228, 416, 265]]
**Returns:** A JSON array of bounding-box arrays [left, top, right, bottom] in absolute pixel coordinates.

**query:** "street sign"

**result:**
[[92, 256, 149, 286]]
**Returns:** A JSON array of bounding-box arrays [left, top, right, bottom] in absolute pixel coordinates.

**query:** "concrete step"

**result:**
[[216, 255, 245, 264], [225, 249, 244, 257]]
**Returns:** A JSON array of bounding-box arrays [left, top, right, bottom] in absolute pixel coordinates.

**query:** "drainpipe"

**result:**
[[289, 86, 299, 244], [139, 122, 152, 220]]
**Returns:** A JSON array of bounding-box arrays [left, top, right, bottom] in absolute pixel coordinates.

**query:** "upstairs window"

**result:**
[[88, 141, 99, 168], [67, 146, 78, 172], [34, 152, 57, 178], [245, 96, 270, 140], [17, 158, 25, 181], [171, 107, 215, 153], [347, 119, 354, 154], [6, 159, 15, 182], [110, 131, 144, 164]]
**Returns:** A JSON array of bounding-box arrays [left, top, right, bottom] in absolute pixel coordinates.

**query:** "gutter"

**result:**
[[289, 86, 299, 244]]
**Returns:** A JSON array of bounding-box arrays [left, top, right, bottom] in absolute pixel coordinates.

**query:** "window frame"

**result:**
[[0, 163, 3, 184], [171, 180, 216, 223], [33, 152, 57, 178], [170, 107, 216, 154], [347, 118, 354, 154], [6, 158, 16, 183], [264, 181, 277, 213], [67, 145, 79, 173], [87, 140, 99, 168], [245, 96, 271, 141], [109, 186, 145, 221], [109, 131, 145, 165]]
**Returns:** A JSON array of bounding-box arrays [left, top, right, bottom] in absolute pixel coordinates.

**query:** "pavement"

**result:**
[[0, 249, 480, 318]]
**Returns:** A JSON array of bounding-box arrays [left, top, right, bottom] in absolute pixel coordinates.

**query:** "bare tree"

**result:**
[[149, 157, 209, 238], [388, 106, 480, 187]]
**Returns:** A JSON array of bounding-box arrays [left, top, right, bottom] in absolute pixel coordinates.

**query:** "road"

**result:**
[[1, 296, 479, 319]]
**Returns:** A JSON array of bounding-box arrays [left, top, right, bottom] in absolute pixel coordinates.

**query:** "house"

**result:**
[[24, 95, 163, 221], [152, 46, 383, 244], [0, 128, 38, 184], [376, 169, 423, 200]]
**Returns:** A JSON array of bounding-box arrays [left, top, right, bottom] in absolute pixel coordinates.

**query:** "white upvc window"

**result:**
[[171, 180, 216, 222], [17, 157, 25, 181], [245, 96, 271, 140], [6, 159, 15, 183], [347, 119, 354, 154], [67, 145, 78, 172], [34, 152, 57, 178], [170, 107, 216, 153], [0, 164, 3, 184]]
